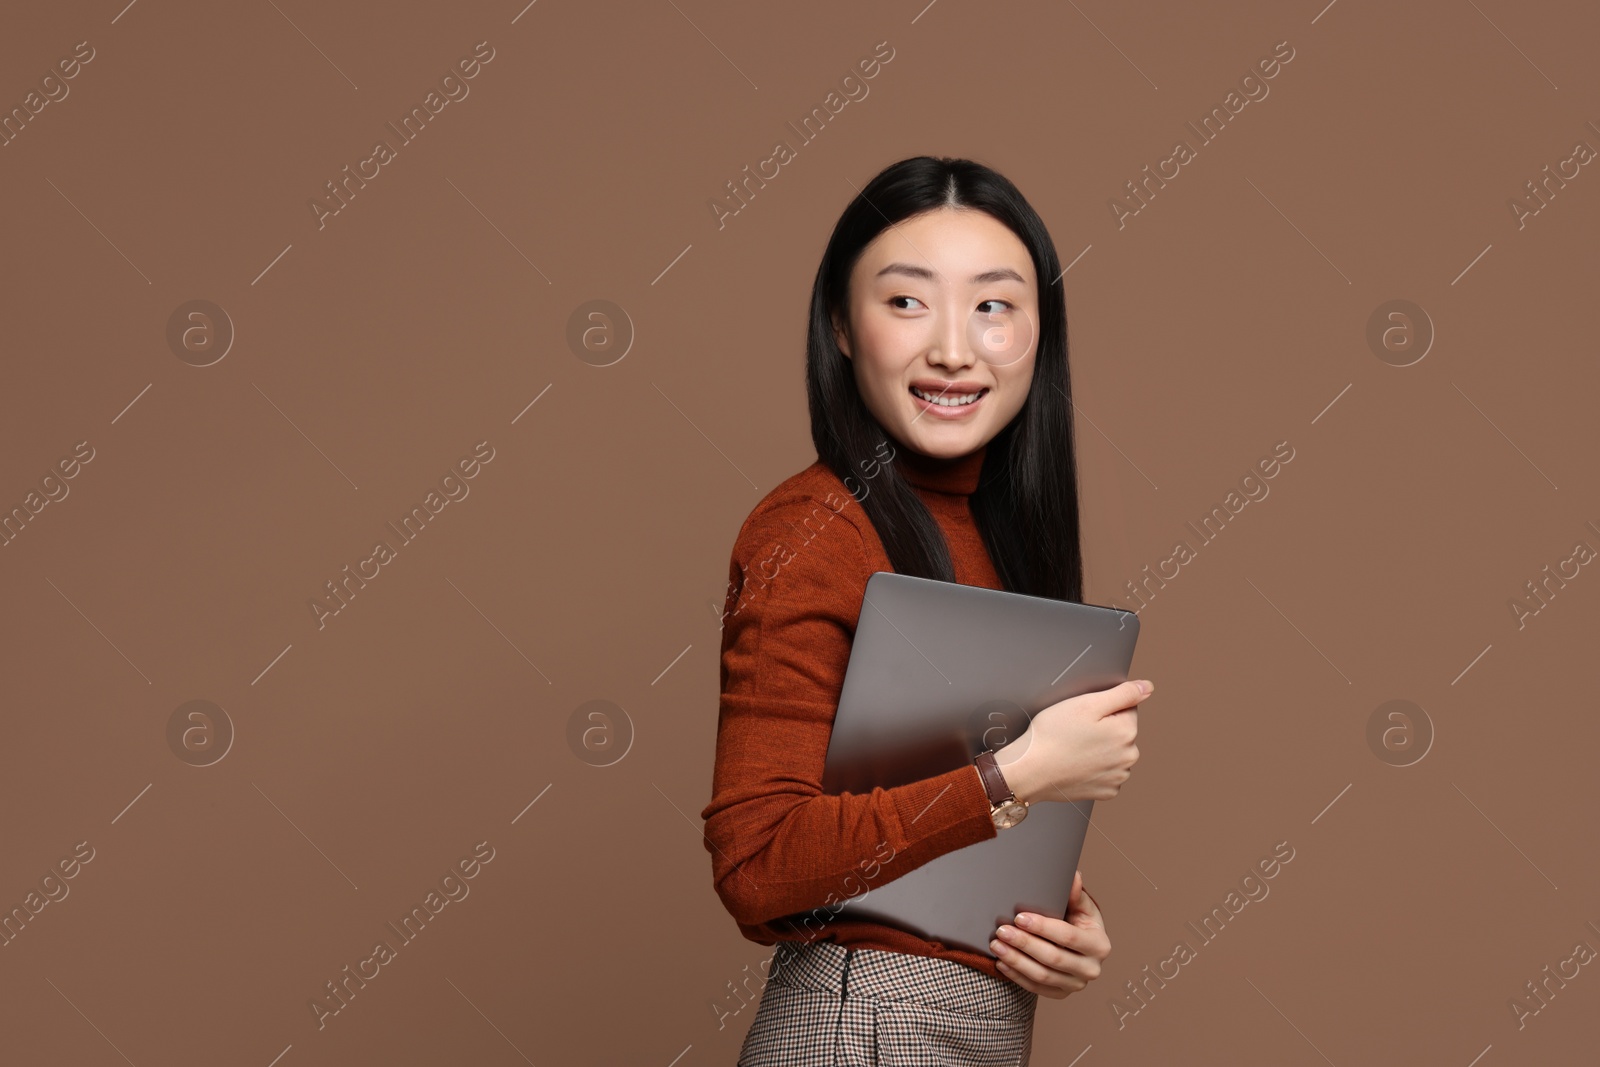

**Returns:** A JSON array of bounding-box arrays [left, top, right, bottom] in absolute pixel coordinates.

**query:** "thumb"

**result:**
[[1067, 870, 1103, 924], [1087, 679, 1151, 718]]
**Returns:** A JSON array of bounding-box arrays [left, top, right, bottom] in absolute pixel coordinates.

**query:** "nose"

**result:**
[[925, 305, 978, 372]]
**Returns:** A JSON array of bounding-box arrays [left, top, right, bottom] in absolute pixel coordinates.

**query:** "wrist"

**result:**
[[992, 743, 1037, 805]]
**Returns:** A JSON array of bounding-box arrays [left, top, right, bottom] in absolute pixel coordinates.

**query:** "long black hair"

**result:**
[[805, 155, 1083, 603]]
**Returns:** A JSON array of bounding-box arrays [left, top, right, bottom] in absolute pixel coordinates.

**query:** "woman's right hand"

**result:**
[[994, 680, 1153, 804]]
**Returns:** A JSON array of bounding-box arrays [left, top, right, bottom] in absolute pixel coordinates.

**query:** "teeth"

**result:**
[[912, 386, 984, 407]]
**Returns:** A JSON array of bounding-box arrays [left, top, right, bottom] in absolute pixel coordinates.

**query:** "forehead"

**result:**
[[853, 208, 1035, 289]]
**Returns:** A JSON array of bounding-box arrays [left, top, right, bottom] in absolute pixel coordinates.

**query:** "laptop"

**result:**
[[819, 570, 1141, 957]]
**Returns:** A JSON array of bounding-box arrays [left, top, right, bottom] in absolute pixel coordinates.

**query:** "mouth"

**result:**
[[909, 384, 989, 417]]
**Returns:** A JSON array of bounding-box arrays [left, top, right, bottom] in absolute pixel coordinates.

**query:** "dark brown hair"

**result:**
[[805, 155, 1083, 601]]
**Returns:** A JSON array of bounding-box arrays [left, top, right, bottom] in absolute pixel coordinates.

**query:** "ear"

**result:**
[[830, 311, 852, 360]]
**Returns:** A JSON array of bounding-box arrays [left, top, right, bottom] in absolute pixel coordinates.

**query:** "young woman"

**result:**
[[701, 156, 1155, 1066]]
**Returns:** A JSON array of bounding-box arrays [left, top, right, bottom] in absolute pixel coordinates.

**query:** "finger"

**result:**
[[995, 922, 1093, 977], [1091, 679, 1152, 718], [995, 959, 1064, 998], [995, 953, 1084, 997], [1013, 910, 1110, 962], [992, 927, 1107, 998], [1067, 881, 1103, 925], [1074, 882, 1104, 925], [994, 959, 1045, 995]]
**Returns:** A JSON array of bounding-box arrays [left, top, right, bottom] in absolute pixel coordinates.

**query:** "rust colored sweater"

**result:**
[[701, 442, 1012, 981]]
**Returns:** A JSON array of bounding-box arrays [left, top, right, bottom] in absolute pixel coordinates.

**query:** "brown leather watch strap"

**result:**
[[973, 750, 1015, 807]]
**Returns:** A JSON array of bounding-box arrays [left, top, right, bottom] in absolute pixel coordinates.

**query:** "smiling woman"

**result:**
[[830, 209, 1041, 467], [703, 157, 1133, 1066]]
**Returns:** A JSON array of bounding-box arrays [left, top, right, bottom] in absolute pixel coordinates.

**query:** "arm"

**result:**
[[700, 496, 997, 928]]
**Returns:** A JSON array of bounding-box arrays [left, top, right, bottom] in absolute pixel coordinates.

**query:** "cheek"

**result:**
[[863, 369, 907, 424], [996, 392, 1027, 426], [994, 363, 1035, 418], [852, 347, 906, 405], [856, 312, 919, 363]]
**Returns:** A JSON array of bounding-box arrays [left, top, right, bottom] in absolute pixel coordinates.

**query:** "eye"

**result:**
[[977, 299, 1013, 315], [889, 295, 925, 310]]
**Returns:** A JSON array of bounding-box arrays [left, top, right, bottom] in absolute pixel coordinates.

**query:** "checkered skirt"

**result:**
[[736, 940, 1039, 1066]]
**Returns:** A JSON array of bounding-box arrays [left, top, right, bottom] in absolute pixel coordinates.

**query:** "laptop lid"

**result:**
[[819, 570, 1140, 956]]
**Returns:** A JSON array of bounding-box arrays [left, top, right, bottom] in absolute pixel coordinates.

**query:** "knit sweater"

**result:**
[[701, 442, 1013, 982]]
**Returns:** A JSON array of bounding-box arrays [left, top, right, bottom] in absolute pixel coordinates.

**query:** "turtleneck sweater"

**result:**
[[702, 441, 1013, 982]]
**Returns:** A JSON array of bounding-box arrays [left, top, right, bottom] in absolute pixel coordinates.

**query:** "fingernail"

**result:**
[[1135, 680, 1152, 694], [1015, 913, 1030, 927]]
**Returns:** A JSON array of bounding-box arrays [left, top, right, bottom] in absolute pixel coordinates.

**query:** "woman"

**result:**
[[701, 156, 1154, 1066]]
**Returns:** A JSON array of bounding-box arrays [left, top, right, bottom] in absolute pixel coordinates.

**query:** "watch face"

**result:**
[[992, 800, 1028, 830]]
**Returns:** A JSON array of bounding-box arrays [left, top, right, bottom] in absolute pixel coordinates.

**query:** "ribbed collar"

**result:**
[[896, 443, 987, 496]]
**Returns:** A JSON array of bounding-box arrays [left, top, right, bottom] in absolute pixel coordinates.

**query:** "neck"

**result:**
[[895, 443, 987, 496]]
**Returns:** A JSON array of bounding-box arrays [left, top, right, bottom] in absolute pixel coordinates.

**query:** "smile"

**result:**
[[909, 385, 988, 408]]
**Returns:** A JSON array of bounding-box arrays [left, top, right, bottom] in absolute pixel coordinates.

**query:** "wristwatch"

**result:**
[[974, 749, 1028, 830]]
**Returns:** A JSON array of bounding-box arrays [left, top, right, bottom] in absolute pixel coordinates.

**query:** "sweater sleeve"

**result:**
[[700, 495, 998, 929]]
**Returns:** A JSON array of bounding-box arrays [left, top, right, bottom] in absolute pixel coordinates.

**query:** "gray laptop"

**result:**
[[819, 571, 1141, 957]]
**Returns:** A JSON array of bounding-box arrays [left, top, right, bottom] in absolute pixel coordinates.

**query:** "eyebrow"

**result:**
[[874, 262, 1027, 285]]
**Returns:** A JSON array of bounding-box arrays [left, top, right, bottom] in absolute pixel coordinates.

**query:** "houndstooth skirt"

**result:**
[[736, 940, 1039, 1066]]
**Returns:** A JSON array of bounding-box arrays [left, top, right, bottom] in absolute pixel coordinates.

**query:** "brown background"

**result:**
[[2, 0, 1597, 1064]]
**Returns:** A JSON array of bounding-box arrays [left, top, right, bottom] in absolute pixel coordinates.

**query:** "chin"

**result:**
[[906, 426, 984, 458]]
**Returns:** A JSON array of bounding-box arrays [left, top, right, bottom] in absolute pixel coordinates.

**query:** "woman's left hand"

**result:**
[[989, 870, 1110, 999]]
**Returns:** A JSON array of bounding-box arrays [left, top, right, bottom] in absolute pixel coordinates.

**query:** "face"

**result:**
[[831, 207, 1038, 461]]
